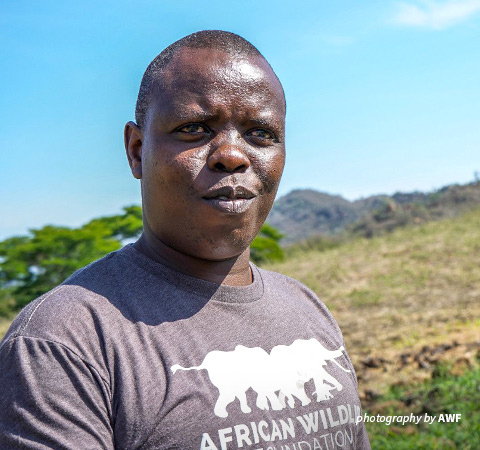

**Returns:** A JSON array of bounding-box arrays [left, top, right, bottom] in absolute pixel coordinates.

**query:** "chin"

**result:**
[[195, 245, 249, 262], [189, 235, 253, 262], [188, 222, 259, 261]]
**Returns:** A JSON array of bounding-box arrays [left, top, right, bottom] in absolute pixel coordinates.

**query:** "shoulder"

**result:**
[[0, 246, 137, 358], [257, 266, 317, 296], [63, 244, 138, 288], [256, 265, 327, 310], [255, 266, 344, 339]]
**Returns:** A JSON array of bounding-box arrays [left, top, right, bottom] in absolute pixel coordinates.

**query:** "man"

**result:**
[[0, 31, 371, 449]]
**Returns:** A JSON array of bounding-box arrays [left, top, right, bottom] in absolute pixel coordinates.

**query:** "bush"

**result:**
[[250, 223, 284, 263]]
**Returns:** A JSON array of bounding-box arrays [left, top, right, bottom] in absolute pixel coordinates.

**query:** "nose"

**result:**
[[207, 142, 250, 173]]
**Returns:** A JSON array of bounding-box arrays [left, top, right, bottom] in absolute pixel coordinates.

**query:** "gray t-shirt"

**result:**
[[0, 245, 371, 449]]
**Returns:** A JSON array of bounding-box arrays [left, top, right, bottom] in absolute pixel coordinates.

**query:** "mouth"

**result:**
[[202, 186, 257, 214]]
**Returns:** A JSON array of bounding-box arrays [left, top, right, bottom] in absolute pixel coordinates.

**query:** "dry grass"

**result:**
[[0, 318, 12, 339]]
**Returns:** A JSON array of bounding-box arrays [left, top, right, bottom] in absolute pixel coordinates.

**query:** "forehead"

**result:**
[[148, 48, 285, 121]]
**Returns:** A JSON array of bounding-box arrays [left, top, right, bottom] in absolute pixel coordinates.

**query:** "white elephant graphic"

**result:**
[[269, 339, 349, 408], [171, 345, 270, 418], [170, 338, 350, 418]]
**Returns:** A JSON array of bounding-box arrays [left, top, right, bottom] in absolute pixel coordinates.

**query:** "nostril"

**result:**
[[208, 147, 250, 172]]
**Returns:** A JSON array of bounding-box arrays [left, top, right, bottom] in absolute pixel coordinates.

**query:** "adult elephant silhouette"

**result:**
[[268, 339, 350, 409], [170, 339, 350, 418]]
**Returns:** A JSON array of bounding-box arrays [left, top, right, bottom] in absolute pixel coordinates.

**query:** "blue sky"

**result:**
[[1, 0, 479, 239]]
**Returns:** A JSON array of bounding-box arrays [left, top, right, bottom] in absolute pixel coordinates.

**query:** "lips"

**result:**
[[202, 186, 257, 214]]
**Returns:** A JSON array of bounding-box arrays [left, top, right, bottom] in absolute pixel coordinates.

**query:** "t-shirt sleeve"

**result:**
[[356, 421, 372, 450], [342, 348, 372, 449], [0, 336, 114, 449]]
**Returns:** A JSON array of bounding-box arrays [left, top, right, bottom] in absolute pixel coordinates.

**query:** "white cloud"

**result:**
[[393, 0, 480, 29]]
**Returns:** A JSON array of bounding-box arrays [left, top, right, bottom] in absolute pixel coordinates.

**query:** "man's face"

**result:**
[[131, 47, 286, 261]]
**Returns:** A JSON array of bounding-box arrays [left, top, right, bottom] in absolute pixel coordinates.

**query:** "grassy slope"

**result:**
[[266, 208, 480, 389]]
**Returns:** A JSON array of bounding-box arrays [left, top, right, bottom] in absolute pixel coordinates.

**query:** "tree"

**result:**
[[250, 223, 284, 264], [84, 206, 143, 240], [0, 206, 143, 314]]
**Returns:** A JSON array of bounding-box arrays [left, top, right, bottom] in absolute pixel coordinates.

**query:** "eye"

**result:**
[[246, 128, 277, 142], [176, 123, 210, 134]]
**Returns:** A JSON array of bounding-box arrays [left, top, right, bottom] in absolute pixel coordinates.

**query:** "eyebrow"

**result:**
[[247, 118, 278, 127], [158, 99, 213, 119], [172, 110, 219, 123], [242, 113, 284, 132]]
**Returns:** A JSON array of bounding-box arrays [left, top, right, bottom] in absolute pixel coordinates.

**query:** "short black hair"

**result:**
[[135, 30, 282, 128]]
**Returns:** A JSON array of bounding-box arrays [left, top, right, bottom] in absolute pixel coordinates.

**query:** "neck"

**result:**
[[133, 233, 253, 286]]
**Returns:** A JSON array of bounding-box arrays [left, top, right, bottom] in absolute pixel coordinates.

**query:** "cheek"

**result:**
[[256, 152, 285, 195], [146, 151, 203, 193]]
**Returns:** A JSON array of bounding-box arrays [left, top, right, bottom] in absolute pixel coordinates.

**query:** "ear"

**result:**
[[124, 121, 143, 179]]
